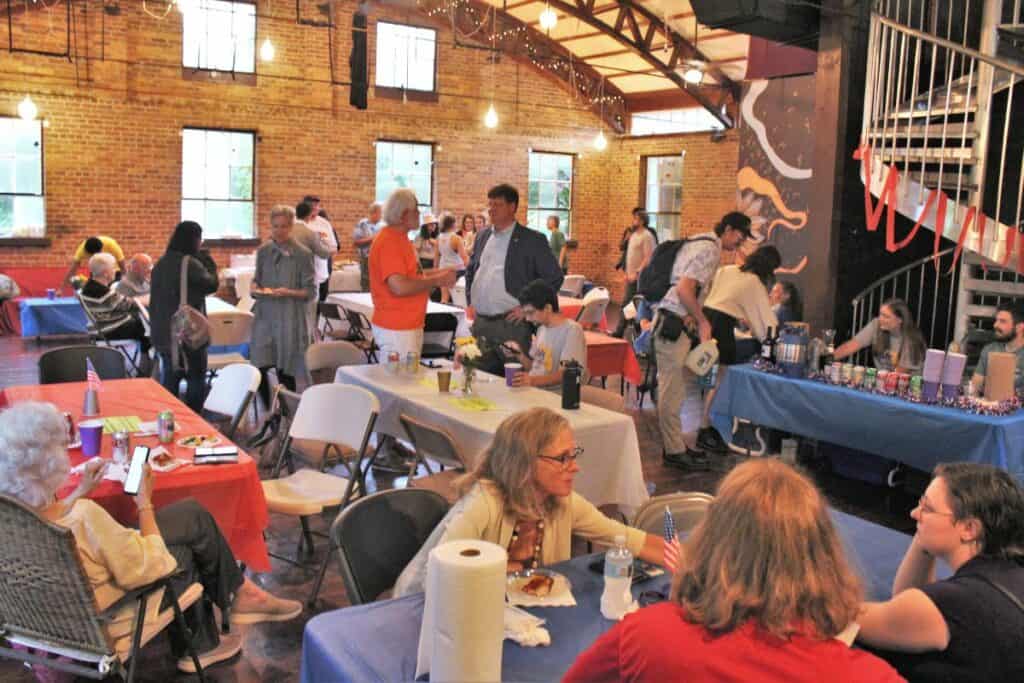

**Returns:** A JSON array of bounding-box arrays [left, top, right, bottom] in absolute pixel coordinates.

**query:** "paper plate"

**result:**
[[506, 568, 571, 605], [175, 434, 222, 449]]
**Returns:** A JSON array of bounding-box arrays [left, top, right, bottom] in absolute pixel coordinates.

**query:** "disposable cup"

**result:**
[[79, 420, 104, 458]]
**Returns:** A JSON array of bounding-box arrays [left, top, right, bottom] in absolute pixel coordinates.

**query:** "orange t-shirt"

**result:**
[[369, 227, 429, 331]]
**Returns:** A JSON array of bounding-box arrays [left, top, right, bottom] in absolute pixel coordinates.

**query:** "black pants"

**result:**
[[258, 366, 296, 407], [106, 318, 151, 354], [159, 347, 208, 413], [613, 279, 638, 337], [704, 306, 738, 365], [318, 279, 329, 303], [157, 499, 244, 658]]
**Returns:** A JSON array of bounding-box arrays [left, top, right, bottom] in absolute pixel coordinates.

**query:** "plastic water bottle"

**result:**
[[600, 535, 634, 620]]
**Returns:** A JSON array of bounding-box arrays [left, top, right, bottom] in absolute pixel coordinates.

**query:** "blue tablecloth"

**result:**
[[710, 364, 1024, 479], [18, 297, 89, 337], [300, 511, 927, 683]]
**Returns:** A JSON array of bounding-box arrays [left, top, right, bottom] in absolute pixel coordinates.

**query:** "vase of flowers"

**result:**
[[454, 337, 483, 395]]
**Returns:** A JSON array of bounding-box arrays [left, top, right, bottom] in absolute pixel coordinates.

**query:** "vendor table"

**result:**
[[710, 364, 1024, 478], [336, 363, 649, 516], [0, 379, 271, 571], [19, 297, 89, 337], [300, 510, 933, 683]]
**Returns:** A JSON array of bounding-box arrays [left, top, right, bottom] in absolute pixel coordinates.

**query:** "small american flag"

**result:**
[[86, 358, 101, 390], [663, 506, 682, 573]]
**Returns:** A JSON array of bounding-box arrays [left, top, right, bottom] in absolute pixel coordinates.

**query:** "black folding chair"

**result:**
[[38, 346, 127, 384], [421, 312, 458, 359]]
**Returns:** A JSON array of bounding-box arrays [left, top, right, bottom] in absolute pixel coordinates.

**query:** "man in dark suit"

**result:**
[[465, 184, 565, 374]]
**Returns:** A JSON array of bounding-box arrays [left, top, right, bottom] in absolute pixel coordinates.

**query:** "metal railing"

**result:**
[[849, 248, 961, 364]]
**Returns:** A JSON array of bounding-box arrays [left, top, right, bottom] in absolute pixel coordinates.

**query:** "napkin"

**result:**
[[507, 574, 577, 608], [148, 446, 188, 473], [135, 421, 159, 437], [102, 416, 142, 434], [70, 460, 128, 483], [447, 396, 498, 412], [504, 606, 550, 647]]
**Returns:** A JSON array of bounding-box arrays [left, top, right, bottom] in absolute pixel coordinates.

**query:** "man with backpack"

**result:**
[[642, 212, 751, 469]]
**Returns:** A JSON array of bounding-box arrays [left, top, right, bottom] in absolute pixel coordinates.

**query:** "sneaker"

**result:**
[[663, 448, 711, 470], [231, 594, 303, 625], [176, 632, 242, 674], [696, 427, 729, 454]]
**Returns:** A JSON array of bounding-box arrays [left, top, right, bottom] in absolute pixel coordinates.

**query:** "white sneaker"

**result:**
[[176, 631, 243, 673]]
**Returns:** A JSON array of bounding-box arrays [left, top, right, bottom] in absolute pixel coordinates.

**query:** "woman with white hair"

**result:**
[[368, 188, 456, 359], [0, 402, 302, 674]]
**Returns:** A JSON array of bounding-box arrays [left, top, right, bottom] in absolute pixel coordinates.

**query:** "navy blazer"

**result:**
[[465, 222, 565, 308]]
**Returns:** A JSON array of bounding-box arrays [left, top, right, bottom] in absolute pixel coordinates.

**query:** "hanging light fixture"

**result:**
[[484, 6, 499, 129], [260, 37, 276, 62], [484, 104, 499, 129], [539, 4, 558, 31], [683, 65, 703, 84], [17, 96, 38, 121], [593, 130, 607, 151]]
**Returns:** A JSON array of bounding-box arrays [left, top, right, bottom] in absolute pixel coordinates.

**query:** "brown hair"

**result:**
[[456, 407, 569, 519], [934, 463, 1024, 563], [671, 459, 862, 639], [873, 298, 925, 369]]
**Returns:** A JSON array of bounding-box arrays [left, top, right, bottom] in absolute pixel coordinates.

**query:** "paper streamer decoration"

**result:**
[[985, 352, 1017, 402], [416, 539, 507, 683]]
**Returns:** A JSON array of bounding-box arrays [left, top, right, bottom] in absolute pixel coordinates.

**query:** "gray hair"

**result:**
[[369, 201, 382, 213], [382, 188, 419, 226], [0, 402, 71, 508], [89, 252, 117, 279], [270, 205, 295, 223]]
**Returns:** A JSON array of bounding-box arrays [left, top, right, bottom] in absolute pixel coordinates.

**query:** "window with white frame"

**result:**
[[0, 118, 44, 239], [182, 0, 256, 73], [631, 108, 724, 136], [375, 141, 433, 213], [527, 151, 573, 236], [181, 128, 255, 239], [375, 22, 436, 92], [644, 155, 683, 241]]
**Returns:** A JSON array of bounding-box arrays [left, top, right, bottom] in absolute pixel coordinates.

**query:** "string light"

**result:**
[[17, 96, 38, 121], [593, 130, 607, 150], [484, 104, 499, 128], [683, 65, 703, 84], [260, 37, 276, 62]]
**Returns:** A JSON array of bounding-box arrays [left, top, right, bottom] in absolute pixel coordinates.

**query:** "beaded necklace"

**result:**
[[510, 519, 545, 570]]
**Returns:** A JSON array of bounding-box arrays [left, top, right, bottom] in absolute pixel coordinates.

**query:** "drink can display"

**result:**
[[910, 374, 923, 398], [112, 430, 130, 464], [63, 412, 77, 445], [876, 370, 890, 391], [830, 361, 842, 383], [852, 365, 866, 387], [884, 370, 900, 393], [840, 363, 853, 384], [865, 367, 877, 387], [158, 410, 175, 444], [897, 373, 911, 394]]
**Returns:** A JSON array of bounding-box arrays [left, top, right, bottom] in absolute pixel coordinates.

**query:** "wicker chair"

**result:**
[[0, 495, 206, 682]]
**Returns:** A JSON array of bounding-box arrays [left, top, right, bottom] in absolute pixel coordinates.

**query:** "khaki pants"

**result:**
[[654, 330, 693, 455]]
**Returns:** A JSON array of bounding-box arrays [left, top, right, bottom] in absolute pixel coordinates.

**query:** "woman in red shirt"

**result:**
[[563, 459, 904, 683]]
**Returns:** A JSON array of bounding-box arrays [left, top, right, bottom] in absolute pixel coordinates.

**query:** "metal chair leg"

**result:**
[[308, 540, 333, 608], [125, 592, 148, 683], [165, 581, 206, 682]]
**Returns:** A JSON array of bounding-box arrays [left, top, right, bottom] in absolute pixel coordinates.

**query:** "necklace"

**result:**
[[510, 519, 545, 570]]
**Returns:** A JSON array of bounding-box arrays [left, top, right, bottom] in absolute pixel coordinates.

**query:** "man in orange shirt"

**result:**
[[369, 188, 456, 359]]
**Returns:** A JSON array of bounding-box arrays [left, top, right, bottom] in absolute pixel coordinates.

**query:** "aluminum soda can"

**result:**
[[405, 351, 420, 374], [910, 375, 923, 399], [852, 365, 866, 388], [112, 430, 130, 464], [884, 370, 900, 393], [876, 370, 890, 391], [158, 410, 175, 444], [840, 363, 853, 384], [386, 351, 401, 374], [865, 367, 878, 388], [897, 373, 911, 394], [830, 361, 842, 383]]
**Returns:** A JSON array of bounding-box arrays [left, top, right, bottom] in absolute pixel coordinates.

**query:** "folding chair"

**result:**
[[0, 495, 207, 683], [632, 492, 714, 536], [77, 293, 143, 376], [206, 310, 254, 373], [203, 363, 261, 440], [305, 341, 365, 385], [38, 346, 127, 384], [421, 312, 458, 359], [399, 414, 470, 503], [341, 307, 379, 362], [575, 287, 610, 331]]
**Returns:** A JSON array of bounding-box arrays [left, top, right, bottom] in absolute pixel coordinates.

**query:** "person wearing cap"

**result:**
[[414, 214, 439, 271], [62, 235, 126, 291], [653, 211, 751, 471]]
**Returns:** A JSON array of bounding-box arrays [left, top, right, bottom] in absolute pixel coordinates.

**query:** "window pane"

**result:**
[[527, 182, 539, 206], [375, 141, 432, 210], [539, 182, 556, 208], [646, 156, 683, 215], [526, 210, 540, 232], [0, 195, 11, 237], [181, 129, 254, 237], [0, 195, 45, 238], [556, 183, 570, 209], [182, 0, 256, 73], [376, 22, 436, 91], [528, 151, 572, 229], [0, 159, 14, 194], [181, 199, 206, 224]]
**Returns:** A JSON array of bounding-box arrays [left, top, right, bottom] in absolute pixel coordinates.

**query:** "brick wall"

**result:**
[[0, 0, 739, 296]]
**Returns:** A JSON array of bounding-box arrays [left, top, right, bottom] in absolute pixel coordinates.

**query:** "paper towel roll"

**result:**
[[985, 351, 1017, 402], [940, 352, 967, 386], [416, 539, 507, 683], [923, 349, 946, 383]]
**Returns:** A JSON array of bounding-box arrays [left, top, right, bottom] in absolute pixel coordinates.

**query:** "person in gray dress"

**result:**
[[251, 205, 316, 406]]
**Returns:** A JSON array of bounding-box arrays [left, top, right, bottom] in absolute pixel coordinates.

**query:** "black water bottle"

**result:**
[[562, 360, 582, 409]]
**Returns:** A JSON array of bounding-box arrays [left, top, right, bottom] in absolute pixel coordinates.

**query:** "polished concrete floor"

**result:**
[[0, 331, 920, 682]]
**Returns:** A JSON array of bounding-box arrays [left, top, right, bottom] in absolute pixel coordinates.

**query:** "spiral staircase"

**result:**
[[856, 0, 1024, 353]]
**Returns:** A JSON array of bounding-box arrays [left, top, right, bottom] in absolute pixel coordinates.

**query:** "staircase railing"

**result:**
[[849, 247, 961, 364]]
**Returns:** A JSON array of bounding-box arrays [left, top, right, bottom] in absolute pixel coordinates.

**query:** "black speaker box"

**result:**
[[690, 0, 819, 49]]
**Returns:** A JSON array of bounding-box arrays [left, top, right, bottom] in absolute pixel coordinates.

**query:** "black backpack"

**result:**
[[637, 236, 716, 303]]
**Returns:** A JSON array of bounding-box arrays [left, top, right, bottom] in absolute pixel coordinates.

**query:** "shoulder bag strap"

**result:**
[[967, 573, 1024, 616], [179, 255, 190, 308]]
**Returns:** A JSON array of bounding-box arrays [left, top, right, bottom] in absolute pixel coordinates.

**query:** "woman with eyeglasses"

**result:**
[[564, 459, 903, 683], [857, 463, 1024, 682], [394, 407, 665, 596]]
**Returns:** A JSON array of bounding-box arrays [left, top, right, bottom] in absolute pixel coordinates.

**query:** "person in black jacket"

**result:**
[[465, 184, 564, 374], [150, 221, 219, 412]]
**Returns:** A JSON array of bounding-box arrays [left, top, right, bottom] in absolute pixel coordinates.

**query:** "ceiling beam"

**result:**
[[419, 0, 628, 133], [541, 0, 738, 127]]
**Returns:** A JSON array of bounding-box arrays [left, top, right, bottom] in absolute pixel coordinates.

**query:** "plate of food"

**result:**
[[176, 434, 221, 449], [149, 449, 187, 472], [506, 568, 573, 605]]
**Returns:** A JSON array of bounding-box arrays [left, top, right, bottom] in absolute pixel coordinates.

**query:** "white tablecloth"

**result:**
[[335, 363, 650, 516], [205, 296, 237, 315], [325, 292, 471, 339], [328, 264, 361, 293], [221, 266, 255, 301]]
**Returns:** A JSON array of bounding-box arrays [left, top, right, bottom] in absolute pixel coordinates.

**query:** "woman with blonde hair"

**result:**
[[564, 459, 903, 682], [394, 407, 665, 595]]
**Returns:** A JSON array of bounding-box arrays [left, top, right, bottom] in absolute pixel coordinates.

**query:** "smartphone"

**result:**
[[123, 445, 150, 496]]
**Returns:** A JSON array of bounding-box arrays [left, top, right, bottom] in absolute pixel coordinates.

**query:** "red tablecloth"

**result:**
[[585, 331, 642, 386], [0, 379, 271, 571], [559, 297, 609, 332]]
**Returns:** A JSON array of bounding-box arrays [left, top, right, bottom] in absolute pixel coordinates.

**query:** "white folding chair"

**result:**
[[575, 287, 610, 330], [206, 310, 254, 372], [632, 492, 714, 536], [203, 363, 261, 439], [399, 414, 469, 503], [559, 274, 586, 298], [305, 341, 365, 385], [260, 384, 380, 606]]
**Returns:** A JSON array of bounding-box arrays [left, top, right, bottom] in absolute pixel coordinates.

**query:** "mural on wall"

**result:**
[[736, 76, 815, 277]]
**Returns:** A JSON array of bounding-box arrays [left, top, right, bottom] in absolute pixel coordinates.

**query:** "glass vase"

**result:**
[[462, 366, 476, 395]]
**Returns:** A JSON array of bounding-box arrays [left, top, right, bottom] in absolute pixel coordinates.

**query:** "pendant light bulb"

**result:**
[[17, 95, 37, 121], [593, 129, 607, 151], [683, 65, 704, 85], [260, 37, 276, 62], [539, 5, 558, 30], [484, 104, 499, 129]]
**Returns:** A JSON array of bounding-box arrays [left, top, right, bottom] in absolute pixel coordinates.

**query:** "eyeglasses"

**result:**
[[917, 496, 955, 517], [537, 445, 584, 469]]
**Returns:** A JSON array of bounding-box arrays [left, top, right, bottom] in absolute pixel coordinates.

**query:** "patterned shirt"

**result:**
[[657, 232, 721, 318], [353, 218, 380, 258]]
